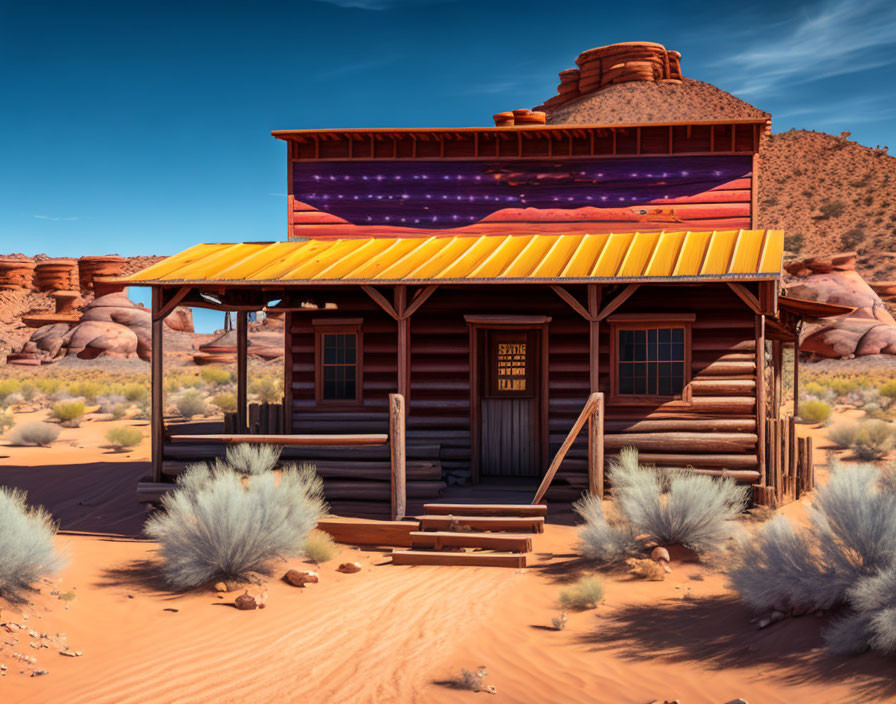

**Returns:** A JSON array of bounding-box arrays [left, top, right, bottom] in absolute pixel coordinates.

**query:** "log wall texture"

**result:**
[[286, 283, 761, 503]]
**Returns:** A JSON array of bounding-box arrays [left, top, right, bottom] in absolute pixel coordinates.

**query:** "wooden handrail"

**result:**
[[170, 433, 388, 446], [532, 392, 604, 504]]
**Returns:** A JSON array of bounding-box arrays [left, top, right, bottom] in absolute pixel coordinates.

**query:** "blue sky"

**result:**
[[1, 0, 894, 260]]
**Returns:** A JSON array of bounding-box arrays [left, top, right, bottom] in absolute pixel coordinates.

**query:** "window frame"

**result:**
[[608, 313, 695, 406], [313, 318, 363, 407]]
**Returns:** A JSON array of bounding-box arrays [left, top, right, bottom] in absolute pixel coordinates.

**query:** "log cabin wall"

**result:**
[[287, 282, 760, 499]]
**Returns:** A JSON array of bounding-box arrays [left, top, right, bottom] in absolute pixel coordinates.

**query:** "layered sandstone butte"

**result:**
[[784, 252, 896, 358]]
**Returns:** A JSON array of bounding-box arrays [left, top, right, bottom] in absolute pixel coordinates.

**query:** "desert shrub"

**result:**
[[727, 461, 896, 654], [52, 399, 86, 426], [0, 412, 14, 436], [99, 394, 128, 418], [841, 227, 865, 251], [607, 448, 748, 553], [201, 366, 232, 386], [851, 421, 896, 460], [176, 389, 207, 419], [224, 443, 282, 475], [559, 575, 605, 610], [784, 232, 804, 253], [212, 392, 237, 414], [798, 399, 832, 424], [303, 530, 338, 563], [66, 380, 104, 402], [18, 383, 36, 402], [144, 456, 327, 589], [0, 487, 65, 601], [879, 380, 896, 399], [802, 381, 829, 400], [827, 562, 896, 655], [572, 493, 637, 562], [7, 422, 61, 447], [105, 425, 143, 450], [34, 378, 61, 396], [828, 423, 861, 449], [123, 383, 149, 404], [0, 379, 20, 407], [451, 668, 494, 694], [250, 376, 282, 404], [817, 200, 846, 219]]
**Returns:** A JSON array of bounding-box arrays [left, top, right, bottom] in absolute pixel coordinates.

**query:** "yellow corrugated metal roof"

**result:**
[[122, 230, 783, 285]]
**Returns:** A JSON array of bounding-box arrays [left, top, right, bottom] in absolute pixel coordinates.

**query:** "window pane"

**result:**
[[616, 326, 687, 397], [647, 329, 657, 361], [620, 330, 634, 361], [320, 331, 359, 400]]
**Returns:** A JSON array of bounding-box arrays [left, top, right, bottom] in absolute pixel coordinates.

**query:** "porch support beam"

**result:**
[[153, 285, 191, 322], [362, 285, 399, 320], [236, 310, 248, 433], [151, 288, 164, 482], [587, 284, 604, 496], [728, 282, 761, 315], [395, 286, 410, 400], [756, 314, 766, 487], [550, 285, 591, 321], [597, 284, 640, 321]]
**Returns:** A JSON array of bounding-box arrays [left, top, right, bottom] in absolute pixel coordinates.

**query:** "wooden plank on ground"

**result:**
[[410, 531, 534, 552], [317, 517, 419, 547], [391, 550, 527, 568], [418, 515, 545, 533]]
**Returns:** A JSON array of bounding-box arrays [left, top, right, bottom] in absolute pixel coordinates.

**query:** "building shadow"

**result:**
[[578, 594, 896, 702], [0, 460, 149, 537]]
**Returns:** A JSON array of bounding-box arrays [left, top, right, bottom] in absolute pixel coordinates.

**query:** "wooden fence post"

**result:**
[[389, 393, 407, 520], [588, 393, 605, 497], [151, 288, 163, 483]]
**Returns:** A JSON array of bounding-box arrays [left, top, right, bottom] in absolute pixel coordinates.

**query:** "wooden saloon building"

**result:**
[[122, 116, 837, 522]]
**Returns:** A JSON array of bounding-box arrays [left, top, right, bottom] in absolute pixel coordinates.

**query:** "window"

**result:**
[[609, 315, 694, 402], [314, 320, 362, 404]]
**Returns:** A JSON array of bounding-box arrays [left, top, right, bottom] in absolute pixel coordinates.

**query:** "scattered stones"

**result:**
[[284, 569, 319, 587], [234, 593, 258, 610], [551, 612, 568, 631], [337, 562, 362, 574], [650, 546, 671, 563], [213, 582, 228, 593]]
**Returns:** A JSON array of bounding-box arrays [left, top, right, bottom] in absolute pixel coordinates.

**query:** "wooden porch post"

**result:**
[[587, 284, 603, 496], [772, 340, 783, 420], [756, 315, 766, 487], [395, 286, 410, 400], [792, 339, 799, 417], [389, 393, 407, 520], [283, 311, 293, 433], [151, 288, 164, 482], [236, 310, 248, 433]]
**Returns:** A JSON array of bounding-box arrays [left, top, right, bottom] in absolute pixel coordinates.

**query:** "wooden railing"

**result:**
[[149, 394, 409, 519], [532, 392, 604, 505]]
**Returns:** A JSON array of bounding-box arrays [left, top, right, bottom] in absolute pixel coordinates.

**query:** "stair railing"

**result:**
[[532, 392, 604, 505]]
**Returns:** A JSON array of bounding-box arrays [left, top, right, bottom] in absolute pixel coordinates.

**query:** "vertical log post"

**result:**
[[389, 393, 407, 520], [792, 340, 800, 418], [772, 340, 783, 420], [395, 286, 410, 401], [587, 284, 603, 496], [588, 393, 605, 497], [236, 310, 248, 434], [150, 288, 164, 483], [755, 315, 766, 487], [283, 311, 293, 433]]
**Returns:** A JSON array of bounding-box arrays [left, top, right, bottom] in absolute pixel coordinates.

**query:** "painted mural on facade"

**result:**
[[290, 155, 752, 238]]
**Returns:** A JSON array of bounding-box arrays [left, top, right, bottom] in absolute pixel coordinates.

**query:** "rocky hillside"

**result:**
[[758, 130, 896, 281]]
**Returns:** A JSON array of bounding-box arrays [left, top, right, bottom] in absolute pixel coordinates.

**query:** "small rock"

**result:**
[[337, 562, 362, 574], [31, 670, 49, 677], [650, 547, 671, 563], [213, 582, 228, 593], [758, 617, 772, 629], [162, 608, 179, 613], [59, 650, 83, 657], [770, 610, 785, 623], [234, 593, 257, 610], [725, 699, 749, 704], [284, 569, 319, 587]]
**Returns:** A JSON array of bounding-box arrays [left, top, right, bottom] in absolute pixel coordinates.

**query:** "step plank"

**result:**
[[409, 531, 534, 552], [417, 515, 545, 533], [391, 550, 527, 568], [423, 503, 547, 517]]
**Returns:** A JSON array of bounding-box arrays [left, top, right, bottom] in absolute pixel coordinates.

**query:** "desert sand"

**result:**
[[1, 409, 895, 704]]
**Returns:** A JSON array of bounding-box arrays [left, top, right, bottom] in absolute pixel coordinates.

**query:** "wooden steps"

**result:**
[[391, 550, 526, 568], [409, 531, 534, 552], [390, 503, 547, 567], [417, 515, 545, 533], [422, 503, 547, 517]]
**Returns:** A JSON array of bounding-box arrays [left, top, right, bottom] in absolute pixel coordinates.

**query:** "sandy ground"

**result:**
[[1, 408, 895, 704]]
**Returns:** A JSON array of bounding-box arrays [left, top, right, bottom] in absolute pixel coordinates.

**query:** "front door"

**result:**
[[478, 329, 541, 477]]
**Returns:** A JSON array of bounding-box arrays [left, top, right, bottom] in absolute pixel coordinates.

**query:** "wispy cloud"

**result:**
[[775, 95, 896, 128], [311, 0, 446, 10], [718, 0, 896, 97], [33, 214, 79, 221], [313, 55, 399, 79]]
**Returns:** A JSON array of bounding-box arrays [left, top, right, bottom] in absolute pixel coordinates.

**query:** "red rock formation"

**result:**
[[492, 109, 546, 127], [78, 255, 125, 292], [533, 41, 683, 113], [33, 258, 78, 292], [784, 252, 896, 358], [0, 257, 36, 290]]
